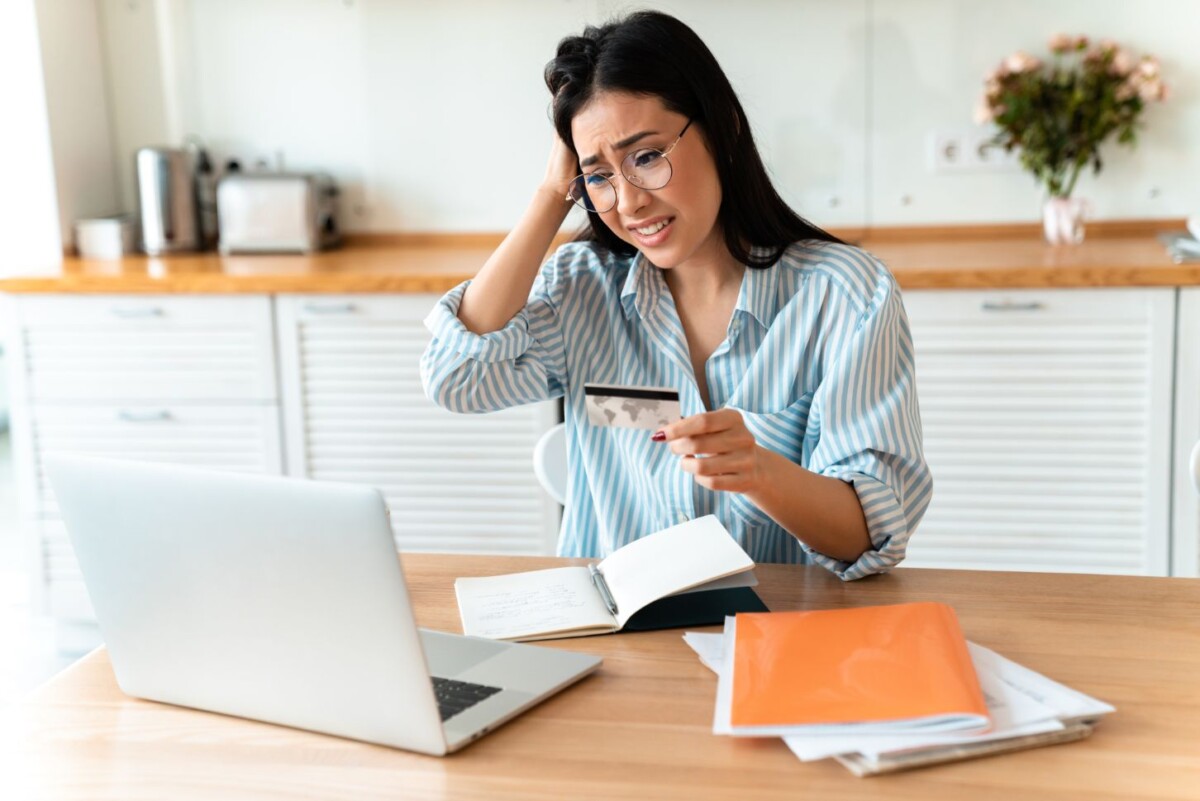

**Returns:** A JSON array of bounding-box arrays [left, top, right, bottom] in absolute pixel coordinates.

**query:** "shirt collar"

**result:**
[[619, 252, 663, 321], [619, 246, 780, 326], [731, 247, 779, 329]]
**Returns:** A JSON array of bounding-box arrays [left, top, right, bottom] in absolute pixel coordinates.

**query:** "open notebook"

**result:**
[[455, 515, 757, 642]]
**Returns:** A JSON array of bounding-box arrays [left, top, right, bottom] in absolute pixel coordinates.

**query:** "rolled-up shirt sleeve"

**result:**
[[802, 275, 933, 580], [421, 250, 569, 414]]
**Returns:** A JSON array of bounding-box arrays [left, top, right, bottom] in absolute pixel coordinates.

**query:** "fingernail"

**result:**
[[651, 430, 666, 442]]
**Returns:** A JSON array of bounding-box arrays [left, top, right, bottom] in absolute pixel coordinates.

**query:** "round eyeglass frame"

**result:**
[[565, 119, 693, 213]]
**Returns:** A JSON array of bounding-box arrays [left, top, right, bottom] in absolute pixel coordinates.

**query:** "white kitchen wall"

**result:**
[[0, 0, 63, 276], [48, 0, 1200, 236], [35, 0, 122, 243], [870, 0, 1200, 224], [96, 0, 183, 219], [607, 0, 869, 228]]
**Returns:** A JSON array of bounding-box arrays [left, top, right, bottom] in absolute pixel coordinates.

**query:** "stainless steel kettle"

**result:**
[[135, 147, 201, 254]]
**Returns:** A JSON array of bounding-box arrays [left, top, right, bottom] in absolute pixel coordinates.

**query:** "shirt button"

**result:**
[[676, 513, 690, 525]]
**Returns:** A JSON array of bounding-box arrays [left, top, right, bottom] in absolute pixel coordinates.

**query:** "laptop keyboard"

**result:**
[[431, 676, 503, 721]]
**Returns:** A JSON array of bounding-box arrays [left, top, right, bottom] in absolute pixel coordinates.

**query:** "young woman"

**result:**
[[421, 11, 931, 580]]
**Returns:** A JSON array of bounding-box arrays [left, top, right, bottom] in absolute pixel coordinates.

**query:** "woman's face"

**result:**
[[570, 91, 728, 271]]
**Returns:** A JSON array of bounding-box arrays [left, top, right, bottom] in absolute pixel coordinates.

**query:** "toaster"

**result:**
[[216, 172, 340, 254]]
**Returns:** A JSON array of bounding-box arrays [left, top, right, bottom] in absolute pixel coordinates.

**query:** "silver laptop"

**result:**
[[45, 455, 601, 755]]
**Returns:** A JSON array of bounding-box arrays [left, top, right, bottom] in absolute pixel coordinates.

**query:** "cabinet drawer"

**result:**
[[31, 403, 282, 519], [903, 287, 1162, 324], [902, 287, 1173, 575], [276, 294, 560, 555], [13, 295, 277, 401]]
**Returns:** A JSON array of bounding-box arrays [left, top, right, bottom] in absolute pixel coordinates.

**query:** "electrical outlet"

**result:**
[[929, 131, 966, 171], [928, 129, 1019, 174], [971, 134, 1020, 171], [214, 148, 285, 174]]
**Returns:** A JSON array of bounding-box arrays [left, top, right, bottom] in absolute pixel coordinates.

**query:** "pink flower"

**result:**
[[1110, 49, 1134, 76], [1048, 33, 1073, 53], [1138, 78, 1167, 103], [1073, 35, 1090, 50], [1137, 56, 1161, 79], [974, 98, 995, 124], [1004, 50, 1042, 74]]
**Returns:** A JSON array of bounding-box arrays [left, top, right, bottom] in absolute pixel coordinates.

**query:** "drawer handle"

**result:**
[[980, 301, 1045, 312], [303, 302, 358, 314], [117, 410, 173, 423], [110, 306, 165, 318]]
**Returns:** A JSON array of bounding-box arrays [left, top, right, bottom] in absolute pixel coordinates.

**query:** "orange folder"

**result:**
[[731, 602, 989, 731]]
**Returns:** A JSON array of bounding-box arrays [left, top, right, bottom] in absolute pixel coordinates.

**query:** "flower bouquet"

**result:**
[[976, 35, 1169, 244]]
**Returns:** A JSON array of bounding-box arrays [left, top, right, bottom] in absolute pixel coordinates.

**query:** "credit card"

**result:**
[[584, 383, 681, 429]]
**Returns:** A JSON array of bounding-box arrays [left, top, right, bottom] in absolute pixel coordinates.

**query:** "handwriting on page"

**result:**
[[476, 583, 585, 621], [455, 565, 617, 640], [466, 582, 604, 639]]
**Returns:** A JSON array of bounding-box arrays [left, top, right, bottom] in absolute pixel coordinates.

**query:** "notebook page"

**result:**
[[599, 515, 754, 629], [455, 566, 615, 640]]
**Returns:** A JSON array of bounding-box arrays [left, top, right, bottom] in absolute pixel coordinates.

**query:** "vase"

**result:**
[[1042, 196, 1089, 245]]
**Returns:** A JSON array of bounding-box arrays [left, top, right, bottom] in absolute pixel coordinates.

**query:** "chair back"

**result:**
[[533, 423, 567, 506], [1191, 440, 1200, 495]]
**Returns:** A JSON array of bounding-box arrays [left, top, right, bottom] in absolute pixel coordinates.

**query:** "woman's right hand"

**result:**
[[459, 133, 577, 335], [541, 134, 579, 202]]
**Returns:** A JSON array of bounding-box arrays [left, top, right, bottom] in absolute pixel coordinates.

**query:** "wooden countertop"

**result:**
[[5, 554, 1199, 800], [0, 222, 1194, 294]]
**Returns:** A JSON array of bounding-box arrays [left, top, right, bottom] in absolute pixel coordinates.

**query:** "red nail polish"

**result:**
[[651, 430, 666, 442]]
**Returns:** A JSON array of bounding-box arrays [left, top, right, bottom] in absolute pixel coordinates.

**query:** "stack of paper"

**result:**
[[685, 622, 1115, 776]]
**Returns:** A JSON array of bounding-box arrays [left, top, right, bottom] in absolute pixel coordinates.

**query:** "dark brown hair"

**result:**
[[544, 11, 844, 266]]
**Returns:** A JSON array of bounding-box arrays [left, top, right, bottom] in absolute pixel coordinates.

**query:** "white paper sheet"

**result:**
[[685, 630, 1114, 761], [682, 631, 724, 672], [967, 642, 1115, 722]]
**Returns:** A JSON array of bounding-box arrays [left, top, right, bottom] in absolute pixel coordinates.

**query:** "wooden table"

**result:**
[[3, 555, 1199, 800]]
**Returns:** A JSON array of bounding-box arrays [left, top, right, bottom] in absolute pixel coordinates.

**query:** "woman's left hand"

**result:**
[[654, 409, 765, 493]]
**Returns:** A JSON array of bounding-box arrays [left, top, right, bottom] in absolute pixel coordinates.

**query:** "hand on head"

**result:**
[[542, 134, 579, 202]]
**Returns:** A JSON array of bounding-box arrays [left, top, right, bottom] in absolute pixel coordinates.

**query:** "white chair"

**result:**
[[1190, 440, 1200, 495], [532, 423, 568, 506]]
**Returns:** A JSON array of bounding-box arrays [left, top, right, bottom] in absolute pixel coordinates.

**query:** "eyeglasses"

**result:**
[[565, 120, 693, 213]]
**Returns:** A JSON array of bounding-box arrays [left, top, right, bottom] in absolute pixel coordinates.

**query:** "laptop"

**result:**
[[45, 455, 601, 755]]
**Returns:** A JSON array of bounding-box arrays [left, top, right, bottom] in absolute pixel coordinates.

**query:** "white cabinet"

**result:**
[[1171, 288, 1200, 578], [15, 295, 278, 401], [275, 295, 559, 556], [903, 288, 1175, 576], [4, 295, 282, 620], [7, 281, 1190, 632]]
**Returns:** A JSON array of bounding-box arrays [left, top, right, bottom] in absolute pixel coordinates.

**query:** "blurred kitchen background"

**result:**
[[4, 0, 1199, 272], [1, 0, 1198, 699]]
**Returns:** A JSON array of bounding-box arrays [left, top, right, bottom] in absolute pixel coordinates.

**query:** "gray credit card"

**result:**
[[583, 383, 681, 430]]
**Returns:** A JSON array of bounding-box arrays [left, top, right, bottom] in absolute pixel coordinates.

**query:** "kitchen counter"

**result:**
[[0, 222, 1192, 293]]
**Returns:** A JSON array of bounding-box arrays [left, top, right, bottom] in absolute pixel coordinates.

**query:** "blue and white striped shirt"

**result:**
[[421, 240, 931, 580]]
